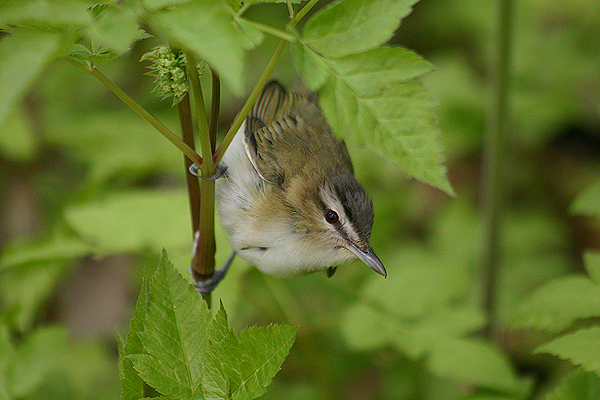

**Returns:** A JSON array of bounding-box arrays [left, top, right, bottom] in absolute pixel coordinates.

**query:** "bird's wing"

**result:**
[[244, 81, 353, 186]]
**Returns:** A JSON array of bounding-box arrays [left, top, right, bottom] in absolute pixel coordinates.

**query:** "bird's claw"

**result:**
[[188, 163, 227, 180], [190, 252, 235, 294]]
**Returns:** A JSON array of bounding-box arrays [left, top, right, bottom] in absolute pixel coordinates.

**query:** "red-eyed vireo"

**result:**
[[195, 81, 385, 292]]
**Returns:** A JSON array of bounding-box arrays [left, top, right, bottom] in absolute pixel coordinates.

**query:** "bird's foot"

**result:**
[[191, 251, 236, 294], [188, 163, 227, 180]]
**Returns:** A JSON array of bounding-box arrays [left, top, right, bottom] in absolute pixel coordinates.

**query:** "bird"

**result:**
[[196, 81, 385, 292]]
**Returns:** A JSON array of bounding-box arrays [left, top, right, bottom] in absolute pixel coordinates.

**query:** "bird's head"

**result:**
[[288, 172, 387, 277]]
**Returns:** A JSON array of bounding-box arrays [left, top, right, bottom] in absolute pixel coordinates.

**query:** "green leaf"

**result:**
[[148, 0, 246, 94], [0, 231, 88, 332], [0, 31, 74, 131], [119, 282, 147, 400], [548, 369, 600, 400], [204, 321, 297, 400], [302, 0, 417, 58], [66, 43, 119, 64], [0, 103, 39, 161], [572, 178, 600, 218], [0, 324, 15, 393], [584, 251, 600, 285], [64, 190, 190, 256], [43, 109, 181, 183], [8, 326, 69, 397], [0, 0, 91, 29], [427, 338, 519, 393], [243, 0, 303, 6], [340, 244, 485, 357], [130, 250, 210, 399], [141, 0, 194, 12], [511, 276, 600, 333], [0, 231, 89, 271], [85, 5, 141, 55], [202, 302, 296, 400], [536, 327, 600, 375], [233, 16, 265, 50], [295, 44, 452, 193]]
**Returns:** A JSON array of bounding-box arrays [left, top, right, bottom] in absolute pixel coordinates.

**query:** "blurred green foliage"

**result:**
[[1, 0, 600, 399]]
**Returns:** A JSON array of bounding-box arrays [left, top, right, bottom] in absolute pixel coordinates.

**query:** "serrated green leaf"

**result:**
[[130, 251, 210, 398], [118, 334, 144, 400], [511, 276, 600, 333], [547, 369, 600, 400], [125, 282, 148, 357], [572, 178, 600, 218], [209, 302, 231, 348], [148, 0, 246, 94], [427, 338, 518, 393], [303, 0, 417, 58], [204, 324, 296, 400], [120, 282, 147, 400], [584, 251, 600, 285], [64, 190, 190, 256], [536, 327, 600, 375], [85, 5, 140, 55], [0, 0, 91, 29], [66, 43, 120, 63], [297, 44, 452, 193], [0, 31, 74, 131]]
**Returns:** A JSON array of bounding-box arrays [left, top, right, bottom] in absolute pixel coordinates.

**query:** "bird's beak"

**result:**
[[345, 240, 387, 278]]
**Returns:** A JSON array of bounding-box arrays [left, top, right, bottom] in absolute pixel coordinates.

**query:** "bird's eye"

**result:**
[[325, 210, 339, 224]]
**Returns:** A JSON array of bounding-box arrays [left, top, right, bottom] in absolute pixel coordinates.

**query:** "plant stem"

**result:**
[[291, 0, 320, 25], [62, 57, 202, 167], [185, 52, 217, 305], [242, 19, 296, 42], [209, 70, 220, 151], [178, 94, 201, 235], [185, 52, 212, 172], [481, 0, 514, 339]]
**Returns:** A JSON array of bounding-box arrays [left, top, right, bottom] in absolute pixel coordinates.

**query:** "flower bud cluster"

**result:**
[[141, 46, 205, 105]]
